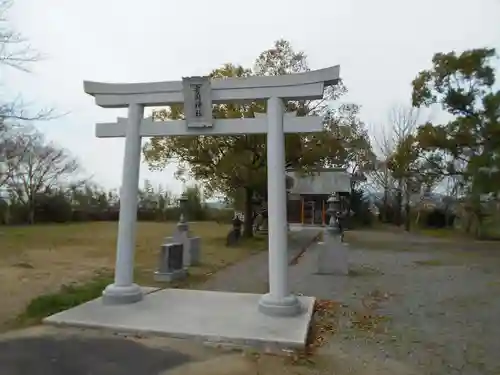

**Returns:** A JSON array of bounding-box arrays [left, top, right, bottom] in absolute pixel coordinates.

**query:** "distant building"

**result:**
[[286, 168, 361, 225]]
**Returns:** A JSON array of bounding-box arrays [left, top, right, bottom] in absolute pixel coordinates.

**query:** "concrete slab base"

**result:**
[[43, 289, 315, 354]]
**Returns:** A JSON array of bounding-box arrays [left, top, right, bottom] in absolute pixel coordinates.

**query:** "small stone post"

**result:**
[[317, 192, 349, 275]]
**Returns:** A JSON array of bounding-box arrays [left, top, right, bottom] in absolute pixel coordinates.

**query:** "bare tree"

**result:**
[[389, 105, 421, 227], [0, 0, 60, 195], [0, 0, 53, 120], [368, 105, 423, 226], [0, 0, 40, 71], [368, 125, 398, 193], [7, 132, 79, 223], [0, 121, 33, 188]]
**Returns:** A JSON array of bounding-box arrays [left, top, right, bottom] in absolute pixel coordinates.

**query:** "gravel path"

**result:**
[[289, 231, 500, 375], [200, 229, 321, 293]]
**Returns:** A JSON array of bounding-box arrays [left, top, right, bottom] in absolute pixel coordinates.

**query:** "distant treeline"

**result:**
[[0, 181, 234, 225]]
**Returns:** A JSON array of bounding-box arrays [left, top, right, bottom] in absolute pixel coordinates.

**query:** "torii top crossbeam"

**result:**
[[83, 66, 340, 108]]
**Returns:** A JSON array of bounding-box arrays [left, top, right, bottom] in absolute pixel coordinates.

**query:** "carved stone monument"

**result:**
[[317, 193, 349, 275], [154, 242, 187, 282], [164, 192, 201, 267]]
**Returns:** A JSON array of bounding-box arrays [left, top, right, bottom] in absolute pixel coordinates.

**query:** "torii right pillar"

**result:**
[[258, 97, 302, 317]]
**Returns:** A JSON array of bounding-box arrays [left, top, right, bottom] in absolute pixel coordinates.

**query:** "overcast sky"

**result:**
[[4, 0, 500, 196]]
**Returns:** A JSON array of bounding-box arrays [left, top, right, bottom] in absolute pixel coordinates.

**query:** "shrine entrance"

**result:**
[[301, 195, 326, 225], [43, 64, 344, 353], [83, 66, 340, 317], [302, 200, 315, 225]]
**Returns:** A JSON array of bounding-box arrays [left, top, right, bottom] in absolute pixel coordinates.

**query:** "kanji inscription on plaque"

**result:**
[[182, 76, 212, 128]]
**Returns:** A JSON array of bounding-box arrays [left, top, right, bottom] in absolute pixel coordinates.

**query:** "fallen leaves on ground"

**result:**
[[350, 289, 393, 333], [287, 299, 341, 365], [288, 290, 394, 366]]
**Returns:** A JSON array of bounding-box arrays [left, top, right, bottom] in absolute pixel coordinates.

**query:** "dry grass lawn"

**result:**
[[0, 221, 266, 329]]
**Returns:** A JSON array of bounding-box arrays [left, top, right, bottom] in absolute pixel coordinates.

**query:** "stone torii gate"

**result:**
[[84, 65, 340, 317]]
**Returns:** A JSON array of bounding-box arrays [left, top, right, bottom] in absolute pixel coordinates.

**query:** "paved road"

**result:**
[[0, 332, 191, 375]]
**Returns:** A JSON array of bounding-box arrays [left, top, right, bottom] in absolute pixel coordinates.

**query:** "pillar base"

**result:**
[[102, 283, 143, 305], [258, 293, 302, 317]]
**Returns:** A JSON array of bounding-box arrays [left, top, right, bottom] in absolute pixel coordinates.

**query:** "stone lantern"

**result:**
[[156, 191, 201, 279], [177, 192, 189, 232], [326, 192, 341, 235], [318, 192, 348, 275]]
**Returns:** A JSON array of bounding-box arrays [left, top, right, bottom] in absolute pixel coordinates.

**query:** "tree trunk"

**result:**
[[5, 205, 9, 225], [404, 181, 411, 231], [474, 210, 483, 239], [382, 188, 389, 222], [465, 212, 472, 234], [395, 183, 403, 226], [444, 206, 450, 227], [28, 202, 35, 225], [404, 203, 411, 231], [242, 187, 254, 238]]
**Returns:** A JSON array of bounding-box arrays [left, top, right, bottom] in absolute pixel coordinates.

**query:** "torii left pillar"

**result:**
[[102, 103, 144, 304]]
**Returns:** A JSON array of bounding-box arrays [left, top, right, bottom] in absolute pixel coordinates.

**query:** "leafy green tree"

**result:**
[[144, 40, 370, 237], [183, 184, 205, 221], [412, 48, 500, 235], [144, 62, 266, 236]]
